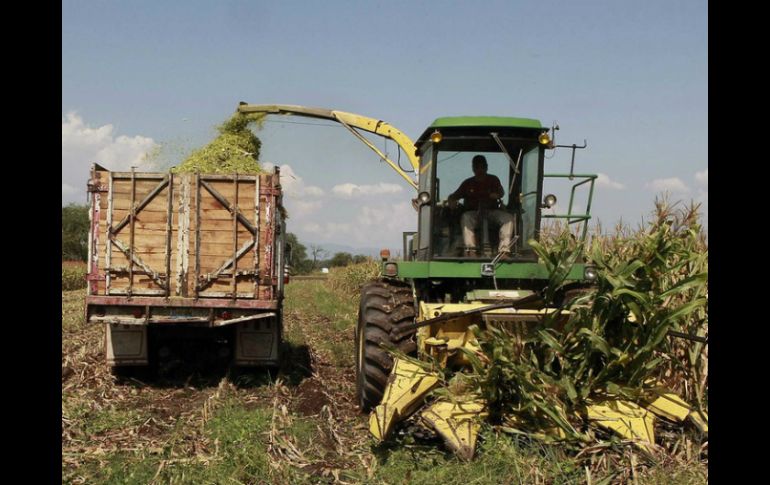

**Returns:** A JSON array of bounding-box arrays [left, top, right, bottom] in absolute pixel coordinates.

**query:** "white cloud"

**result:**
[[297, 202, 414, 246], [62, 112, 157, 204], [62, 112, 157, 172], [695, 168, 708, 186], [266, 163, 326, 219], [291, 200, 324, 218], [301, 221, 354, 240], [595, 173, 625, 190], [331, 182, 403, 198], [269, 163, 325, 198], [304, 186, 325, 197], [646, 177, 690, 193], [62, 112, 114, 148], [263, 164, 326, 219], [356, 202, 412, 228], [100, 136, 156, 170], [259, 165, 413, 249]]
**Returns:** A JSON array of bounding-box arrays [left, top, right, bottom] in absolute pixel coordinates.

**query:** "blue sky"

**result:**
[[62, 0, 707, 252]]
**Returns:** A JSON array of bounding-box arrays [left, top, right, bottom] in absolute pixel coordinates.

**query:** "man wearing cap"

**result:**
[[447, 155, 515, 258]]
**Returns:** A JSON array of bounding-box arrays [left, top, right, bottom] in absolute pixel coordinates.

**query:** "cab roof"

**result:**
[[430, 116, 542, 130], [415, 116, 545, 149]]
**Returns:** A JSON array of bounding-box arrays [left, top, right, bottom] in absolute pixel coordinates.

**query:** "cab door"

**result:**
[[416, 145, 434, 260], [519, 146, 544, 250]]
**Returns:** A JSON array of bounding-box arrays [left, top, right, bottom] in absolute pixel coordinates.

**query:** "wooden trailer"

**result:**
[[84, 164, 287, 369]]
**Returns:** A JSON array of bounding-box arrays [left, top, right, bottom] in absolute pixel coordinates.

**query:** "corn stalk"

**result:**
[[459, 200, 708, 443]]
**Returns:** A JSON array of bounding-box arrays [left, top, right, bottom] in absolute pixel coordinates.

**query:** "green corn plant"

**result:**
[[456, 200, 707, 445], [327, 260, 381, 296]]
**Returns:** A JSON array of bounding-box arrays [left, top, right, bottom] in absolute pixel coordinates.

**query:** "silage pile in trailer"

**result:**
[[172, 112, 266, 174]]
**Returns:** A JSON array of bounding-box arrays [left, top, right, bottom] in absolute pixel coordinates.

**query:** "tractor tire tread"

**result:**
[[363, 362, 389, 387], [356, 278, 416, 411], [362, 381, 383, 404]]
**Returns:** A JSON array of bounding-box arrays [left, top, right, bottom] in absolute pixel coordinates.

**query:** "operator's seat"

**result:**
[[474, 209, 517, 256], [450, 208, 517, 258], [478, 211, 497, 254]]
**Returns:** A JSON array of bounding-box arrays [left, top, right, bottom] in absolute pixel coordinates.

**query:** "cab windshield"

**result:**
[[430, 141, 541, 259]]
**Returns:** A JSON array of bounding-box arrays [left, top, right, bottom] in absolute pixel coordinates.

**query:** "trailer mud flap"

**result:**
[[106, 323, 148, 365], [235, 318, 279, 365]]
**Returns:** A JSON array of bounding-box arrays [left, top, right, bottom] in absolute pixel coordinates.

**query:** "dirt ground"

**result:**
[[62, 282, 707, 484], [62, 285, 377, 483]]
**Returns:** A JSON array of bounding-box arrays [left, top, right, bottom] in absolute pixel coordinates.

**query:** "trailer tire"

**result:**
[[355, 279, 417, 412]]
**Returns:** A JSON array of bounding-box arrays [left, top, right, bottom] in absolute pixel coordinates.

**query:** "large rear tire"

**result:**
[[355, 279, 417, 412]]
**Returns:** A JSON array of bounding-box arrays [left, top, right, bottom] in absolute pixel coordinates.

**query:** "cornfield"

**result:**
[[62, 261, 88, 291], [326, 260, 381, 297], [450, 199, 707, 450], [348, 199, 708, 467]]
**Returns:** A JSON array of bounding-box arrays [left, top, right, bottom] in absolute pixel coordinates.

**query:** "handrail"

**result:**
[[542, 173, 597, 241]]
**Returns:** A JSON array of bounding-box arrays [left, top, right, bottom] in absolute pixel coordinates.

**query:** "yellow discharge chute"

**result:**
[[236, 103, 419, 189]]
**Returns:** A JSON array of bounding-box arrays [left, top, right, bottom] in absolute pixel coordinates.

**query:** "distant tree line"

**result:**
[[62, 204, 89, 261], [285, 233, 369, 274]]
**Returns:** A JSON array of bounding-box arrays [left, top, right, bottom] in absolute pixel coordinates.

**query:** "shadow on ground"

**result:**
[[112, 340, 313, 390]]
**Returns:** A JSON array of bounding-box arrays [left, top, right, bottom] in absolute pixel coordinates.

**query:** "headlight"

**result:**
[[543, 194, 557, 209], [383, 262, 398, 277], [584, 265, 598, 282], [417, 191, 431, 205]]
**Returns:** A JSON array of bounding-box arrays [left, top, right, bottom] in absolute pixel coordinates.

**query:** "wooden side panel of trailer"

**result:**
[[87, 166, 280, 300]]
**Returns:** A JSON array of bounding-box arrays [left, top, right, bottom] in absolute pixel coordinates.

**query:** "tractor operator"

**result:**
[[447, 155, 515, 257]]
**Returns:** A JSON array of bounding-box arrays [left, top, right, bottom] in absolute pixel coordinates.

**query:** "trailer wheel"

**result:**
[[355, 279, 417, 412]]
